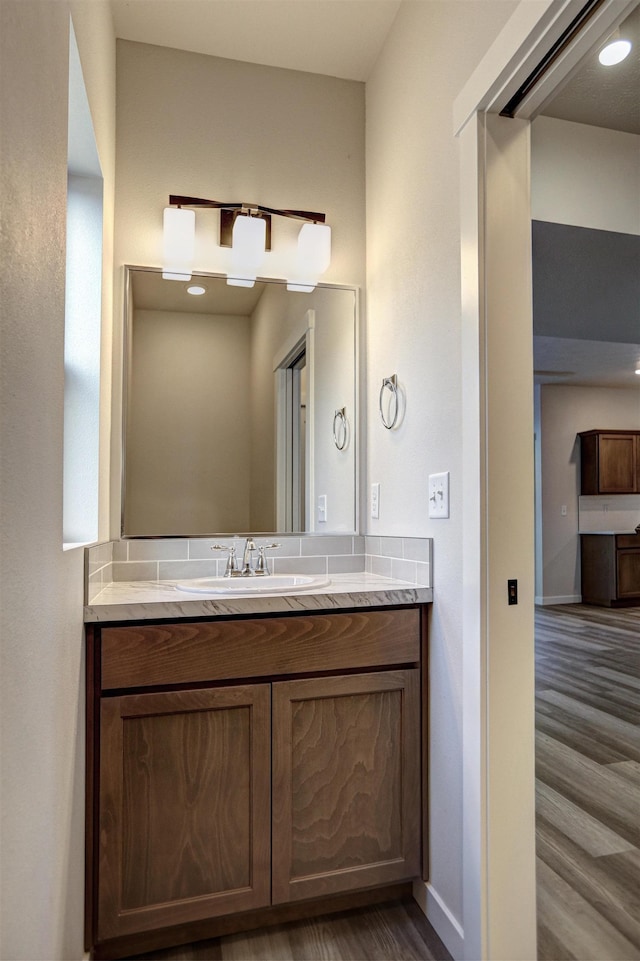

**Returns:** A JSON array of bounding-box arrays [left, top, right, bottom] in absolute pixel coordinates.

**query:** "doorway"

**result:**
[[274, 315, 315, 533], [456, 1, 638, 957], [285, 348, 308, 532]]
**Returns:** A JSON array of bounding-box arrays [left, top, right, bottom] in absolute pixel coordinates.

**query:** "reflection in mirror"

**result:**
[[122, 267, 357, 537]]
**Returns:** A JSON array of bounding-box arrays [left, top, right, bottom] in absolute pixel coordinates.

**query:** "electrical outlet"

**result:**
[[317, 494, 327, 524], [371, 483, 380, 519], [428, 472, 450, 518], [561, 505, 567, 516]]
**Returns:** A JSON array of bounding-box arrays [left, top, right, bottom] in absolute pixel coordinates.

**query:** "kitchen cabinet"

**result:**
[[580, 533, 640, 606], [578, 430, 640, 494], [86, 607, 424, 959]]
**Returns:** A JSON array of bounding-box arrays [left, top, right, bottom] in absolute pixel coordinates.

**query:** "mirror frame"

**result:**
[[120, 265, 360, 539]]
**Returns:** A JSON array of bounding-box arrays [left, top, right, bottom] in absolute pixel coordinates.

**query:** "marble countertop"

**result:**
[[84, 572, 433, 623]]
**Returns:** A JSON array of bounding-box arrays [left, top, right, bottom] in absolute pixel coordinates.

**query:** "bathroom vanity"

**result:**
[[84, 576, 431, 960]]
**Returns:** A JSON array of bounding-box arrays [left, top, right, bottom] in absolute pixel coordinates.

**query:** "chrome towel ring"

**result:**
[[379, 374, 399, 429], [333, 407, 348, 450]]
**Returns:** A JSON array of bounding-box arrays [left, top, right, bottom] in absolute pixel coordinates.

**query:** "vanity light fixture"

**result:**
[[163, 196, 331, 291], [598, 31, 632, 65], [162, 207, 195, 281], [287, 222, 332, 293], [228, 211, 267, 288]]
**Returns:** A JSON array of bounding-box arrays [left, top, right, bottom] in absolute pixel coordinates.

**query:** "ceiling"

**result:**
[[109, 0, 401, 82], [111, 0, 639, 389], [132, 268, 266, 315], [539, 3, 640, 136]]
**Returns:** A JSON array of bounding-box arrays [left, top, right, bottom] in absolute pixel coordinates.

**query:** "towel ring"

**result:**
[[333, 407, 348, 450], [379, 374, 399, 429]]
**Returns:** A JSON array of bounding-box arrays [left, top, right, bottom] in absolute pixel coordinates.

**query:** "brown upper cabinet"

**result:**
[[578, 430, 640, 495]]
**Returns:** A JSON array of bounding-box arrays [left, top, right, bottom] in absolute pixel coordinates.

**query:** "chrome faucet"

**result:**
[[211, 537, 281, 576], [240, 536, 257, 576]]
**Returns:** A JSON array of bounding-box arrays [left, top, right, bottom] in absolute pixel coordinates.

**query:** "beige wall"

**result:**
[[0, 1, 116, 958], [531, 116, 640, 234], [365, 0, 518, 946], [537, 384, 640, 603], [531, 116, 640, 602], [113, 41, 366, 537], [248, 282, 357, 532], [126, 309, 252, 534]]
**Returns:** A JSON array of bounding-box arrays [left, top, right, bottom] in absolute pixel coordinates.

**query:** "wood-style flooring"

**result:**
[[128, 898, 452, 960], [130, 602, 639, 961], [535, 603, 640, 961]]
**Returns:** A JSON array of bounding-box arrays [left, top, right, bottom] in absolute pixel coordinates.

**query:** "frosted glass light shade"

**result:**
[[162, 207, 195, 281], [598, 38, 631, 65], [227, 214, 266, 288], [287, 222, 331, 292]]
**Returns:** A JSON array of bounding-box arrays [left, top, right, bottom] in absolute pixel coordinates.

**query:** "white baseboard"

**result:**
[[412, 879, 464, 961], [535, 594, 581, 606]]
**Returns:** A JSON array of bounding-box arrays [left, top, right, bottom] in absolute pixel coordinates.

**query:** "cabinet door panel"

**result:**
[[271, 671, 421, 903], [598, 435, 637, 493], [98, 685, 271, 940], [617, 550, 640, 598]]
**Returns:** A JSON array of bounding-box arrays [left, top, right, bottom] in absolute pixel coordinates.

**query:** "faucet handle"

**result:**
[[254, 543, 282, 575], [210, 543, 239, 577]]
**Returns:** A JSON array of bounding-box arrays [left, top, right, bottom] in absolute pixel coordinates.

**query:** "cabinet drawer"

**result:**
[[616, 534, 640, 549], [100, 608, 421, 690]]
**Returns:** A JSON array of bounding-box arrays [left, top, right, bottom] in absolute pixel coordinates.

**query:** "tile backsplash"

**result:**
[[86, 534, 433, 603]]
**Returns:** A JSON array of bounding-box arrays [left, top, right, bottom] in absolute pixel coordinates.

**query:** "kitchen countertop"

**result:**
[[84, 572, 433, 623], [579, 530, 640, 535]]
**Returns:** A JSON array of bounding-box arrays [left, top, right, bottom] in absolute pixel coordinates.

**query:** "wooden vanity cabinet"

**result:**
[[578, 430, 640, 494], [86, 607, 424, 959]]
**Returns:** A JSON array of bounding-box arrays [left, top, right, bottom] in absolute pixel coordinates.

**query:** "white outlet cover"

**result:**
[[428, 472, 450, 518]]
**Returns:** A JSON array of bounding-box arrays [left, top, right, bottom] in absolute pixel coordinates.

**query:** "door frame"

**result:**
[[454, 2, 637, 958], [274, 309, 316, 532]]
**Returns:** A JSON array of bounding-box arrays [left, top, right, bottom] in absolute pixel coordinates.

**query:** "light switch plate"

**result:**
[[428, 472, 450, 518], [317, 494, 327, 523], [371, 483, 380, 519]]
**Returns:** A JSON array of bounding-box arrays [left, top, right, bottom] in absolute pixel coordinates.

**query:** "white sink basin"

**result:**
[[175, 574, 331, 595]]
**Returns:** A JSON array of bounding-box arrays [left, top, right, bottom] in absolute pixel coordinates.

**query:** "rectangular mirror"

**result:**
[[122, 267, 358, 537]]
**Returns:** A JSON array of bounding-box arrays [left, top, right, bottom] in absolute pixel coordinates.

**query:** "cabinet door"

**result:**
[[271, 670, 421, 903], [598, 434, 637, 493], [98, 685, 271, 941], [617, 550, 640, 598]]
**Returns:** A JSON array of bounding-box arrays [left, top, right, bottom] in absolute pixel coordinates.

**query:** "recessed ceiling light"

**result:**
[[598, 37, 632, 66], [187, 285, 206, 296], [635, 368, 640, 376]]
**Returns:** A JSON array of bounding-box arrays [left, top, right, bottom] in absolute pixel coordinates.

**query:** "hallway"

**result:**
[[535, 604, 640, 960]]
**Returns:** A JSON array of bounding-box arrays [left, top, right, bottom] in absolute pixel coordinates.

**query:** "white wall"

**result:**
[[537, 384, 640, 603], [365, 1, 518, 950], [0, 1, 115, 958], [531, 116, 640, 233]]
